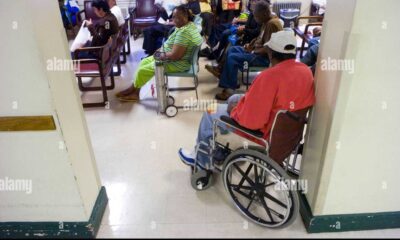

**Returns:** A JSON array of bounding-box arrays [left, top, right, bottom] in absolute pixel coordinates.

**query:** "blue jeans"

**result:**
[[219, 46, 269, 90], [195, 94, 243, 166]]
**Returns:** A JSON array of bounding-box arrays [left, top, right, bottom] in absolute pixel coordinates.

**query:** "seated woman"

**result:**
[[72, 0, 119, 59], [116, 5, 203, 102]]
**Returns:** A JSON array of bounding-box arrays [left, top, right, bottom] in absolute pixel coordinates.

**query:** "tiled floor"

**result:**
[[81, 37, 400, 238]]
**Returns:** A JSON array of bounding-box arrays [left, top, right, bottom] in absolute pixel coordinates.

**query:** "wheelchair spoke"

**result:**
[[265, 182, 277, 188], [258, 193, 276, 224], [254, 164, 259, 184], [233, 163, 255, 187], [246, 195, 256, 210], [229, 184, 253, 191], [260, 191, 288, 209], [232, 186, 254, 201]]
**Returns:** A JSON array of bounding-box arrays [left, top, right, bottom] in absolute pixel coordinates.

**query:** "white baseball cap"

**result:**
[[264, 30, 297, 54]]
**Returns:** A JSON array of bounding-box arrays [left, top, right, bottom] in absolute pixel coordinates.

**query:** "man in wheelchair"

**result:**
[[179, 30, 315, 170]]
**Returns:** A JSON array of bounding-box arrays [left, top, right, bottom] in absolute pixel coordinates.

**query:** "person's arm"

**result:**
[[164, 45, 187, 60], [160, 27, 190, 61], [230, 72, 276, 130], [253, 20, 282, 55]]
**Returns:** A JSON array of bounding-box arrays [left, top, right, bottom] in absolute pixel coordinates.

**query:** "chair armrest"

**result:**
[[295, 16, 324, 27], [75, 10, 85, 26], [130, 7, 137, 18], [303, 22, 323, 38], [285, 111, 308, 124], [220, 116, 264, 138], [73, 46, 104, 59]]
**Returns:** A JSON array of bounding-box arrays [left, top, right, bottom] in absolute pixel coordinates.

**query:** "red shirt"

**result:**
[[231, 59, 315, 140]]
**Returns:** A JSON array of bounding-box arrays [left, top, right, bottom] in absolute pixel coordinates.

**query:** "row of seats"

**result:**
[[73, 16, 131, 108]]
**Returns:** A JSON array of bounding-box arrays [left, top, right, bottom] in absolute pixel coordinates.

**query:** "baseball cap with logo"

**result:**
[[264, 30, 297, 55]]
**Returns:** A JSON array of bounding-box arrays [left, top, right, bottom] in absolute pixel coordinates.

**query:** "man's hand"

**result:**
[[244, 43, 253, 53], [85, 19, 93, 27], [237, 25, 245, 34]]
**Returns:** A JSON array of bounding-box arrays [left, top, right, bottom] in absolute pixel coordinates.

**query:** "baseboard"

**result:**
[[299, 192, 400, 233], [0, 186, 108, 239]]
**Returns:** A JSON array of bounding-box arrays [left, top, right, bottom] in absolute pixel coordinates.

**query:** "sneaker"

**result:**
[[178, 148, 207, 169]]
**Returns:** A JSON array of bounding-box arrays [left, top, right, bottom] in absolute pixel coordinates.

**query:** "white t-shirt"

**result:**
[[111, 5, 125, 26]]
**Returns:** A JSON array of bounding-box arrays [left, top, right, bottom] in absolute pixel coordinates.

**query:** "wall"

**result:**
[[0, 0, 101, 222], [302, 0, 400, 215]]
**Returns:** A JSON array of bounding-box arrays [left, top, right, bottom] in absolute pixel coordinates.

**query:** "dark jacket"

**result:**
[[87, 12, 119, 47], [242, 13, 260, 44]]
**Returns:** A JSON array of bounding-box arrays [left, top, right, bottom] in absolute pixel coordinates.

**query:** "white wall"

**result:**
[[302, 0, 400, 215], [0, 0, 101, 222]]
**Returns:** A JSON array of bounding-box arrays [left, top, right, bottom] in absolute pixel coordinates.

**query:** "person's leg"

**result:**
[[116, 56, 156, 99], [142, 26, 154, 54], [179, 103, 229, 167], [200, 12, 214, 37], [143, 24, 170, 56], [217, 49, 269, 100], [214, 28, 232, 58], [218, 46, 247, 90]]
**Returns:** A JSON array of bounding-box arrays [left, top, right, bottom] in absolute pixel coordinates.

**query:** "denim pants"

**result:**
[[195, 94, 244, 166], [219, 46, 269, 90]]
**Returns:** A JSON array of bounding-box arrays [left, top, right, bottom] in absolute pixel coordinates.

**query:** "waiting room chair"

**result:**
[[130, 0, 160, 40], [74, 38, 115, 108], [239, 59, 268, 90], [164, 44, 202, 107], [76, 0, 100, 26], [119, 17, 131, 64]]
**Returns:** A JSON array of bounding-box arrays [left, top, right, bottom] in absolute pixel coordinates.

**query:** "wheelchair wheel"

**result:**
[[191, 169, 213, 191], [165, 105, 178, 118], [168, 96, 175, 105], [222, 149, 299, 228]]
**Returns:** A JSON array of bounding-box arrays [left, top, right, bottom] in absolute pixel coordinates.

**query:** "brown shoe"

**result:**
[[205, 65, 221, 78], [215, 89, 233, 101], [117, 92, 140, 102]]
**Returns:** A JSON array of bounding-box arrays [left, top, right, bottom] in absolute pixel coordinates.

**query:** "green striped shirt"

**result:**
[[163, 22, 203, 71]]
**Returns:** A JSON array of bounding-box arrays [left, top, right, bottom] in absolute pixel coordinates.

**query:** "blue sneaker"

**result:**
[[178, 148, 207, 170]]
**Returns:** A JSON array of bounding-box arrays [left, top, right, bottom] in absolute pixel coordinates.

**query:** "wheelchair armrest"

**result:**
[[285, 111, 308, 124], [220, 116, 264, 138]]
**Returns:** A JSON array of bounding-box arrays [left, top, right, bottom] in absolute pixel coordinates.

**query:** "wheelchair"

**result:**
[[189, 108, 310, 228]]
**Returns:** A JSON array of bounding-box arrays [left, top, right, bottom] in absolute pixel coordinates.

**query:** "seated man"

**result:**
[[301, 27, 321, 74], [72, 0, 119, 59], [108, 0, 125, 26], [214, 1, 283, 100], [116, 5, 203, 102], [301, 41, 320, 75], [178, 30, 315, 168], [142, 0, 187, 56]]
